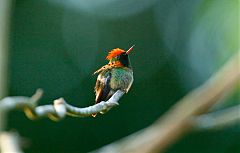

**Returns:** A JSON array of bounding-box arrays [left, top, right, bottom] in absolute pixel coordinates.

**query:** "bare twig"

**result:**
[[91, 53, 240, 153], [193, 104, 240, 130], [0, 89, 125, 121], [0, 132, 23, 153]]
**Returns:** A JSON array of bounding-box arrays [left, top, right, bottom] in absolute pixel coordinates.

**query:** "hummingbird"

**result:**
[[92, 45, 134, 116]]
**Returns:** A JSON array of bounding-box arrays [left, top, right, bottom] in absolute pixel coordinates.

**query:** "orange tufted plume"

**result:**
[[106, 48, 125, 60]]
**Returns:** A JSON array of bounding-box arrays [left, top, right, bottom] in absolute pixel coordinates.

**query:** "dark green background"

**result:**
[[6, 0, 239, 153]]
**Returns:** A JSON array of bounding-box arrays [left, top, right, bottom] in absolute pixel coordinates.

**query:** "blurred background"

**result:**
[[2, 0, 240, 152]]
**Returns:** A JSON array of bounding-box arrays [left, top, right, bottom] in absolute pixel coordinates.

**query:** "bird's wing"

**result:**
[[94, 72, 112, 104]]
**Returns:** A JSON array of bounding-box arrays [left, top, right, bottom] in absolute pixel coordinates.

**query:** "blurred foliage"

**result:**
[[6, 0, 240, 153]]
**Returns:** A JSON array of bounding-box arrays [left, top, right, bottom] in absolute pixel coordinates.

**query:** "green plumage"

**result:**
[[109, 67, 133, 92]]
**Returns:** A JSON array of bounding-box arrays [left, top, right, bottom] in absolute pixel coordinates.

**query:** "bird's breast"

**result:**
[[109, 67, 133, 92]]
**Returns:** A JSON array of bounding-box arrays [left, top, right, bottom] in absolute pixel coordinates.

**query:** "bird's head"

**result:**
[[106, 45, 134, 67]]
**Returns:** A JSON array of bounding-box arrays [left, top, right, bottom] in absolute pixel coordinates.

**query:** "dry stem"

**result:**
[[0, 90, 125, 121]]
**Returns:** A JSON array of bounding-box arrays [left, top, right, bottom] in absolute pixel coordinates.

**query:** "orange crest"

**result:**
[[106, 48, 125, 60]]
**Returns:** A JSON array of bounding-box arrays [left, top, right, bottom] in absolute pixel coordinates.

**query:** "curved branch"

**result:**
[[0, 89, 125, 121]]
